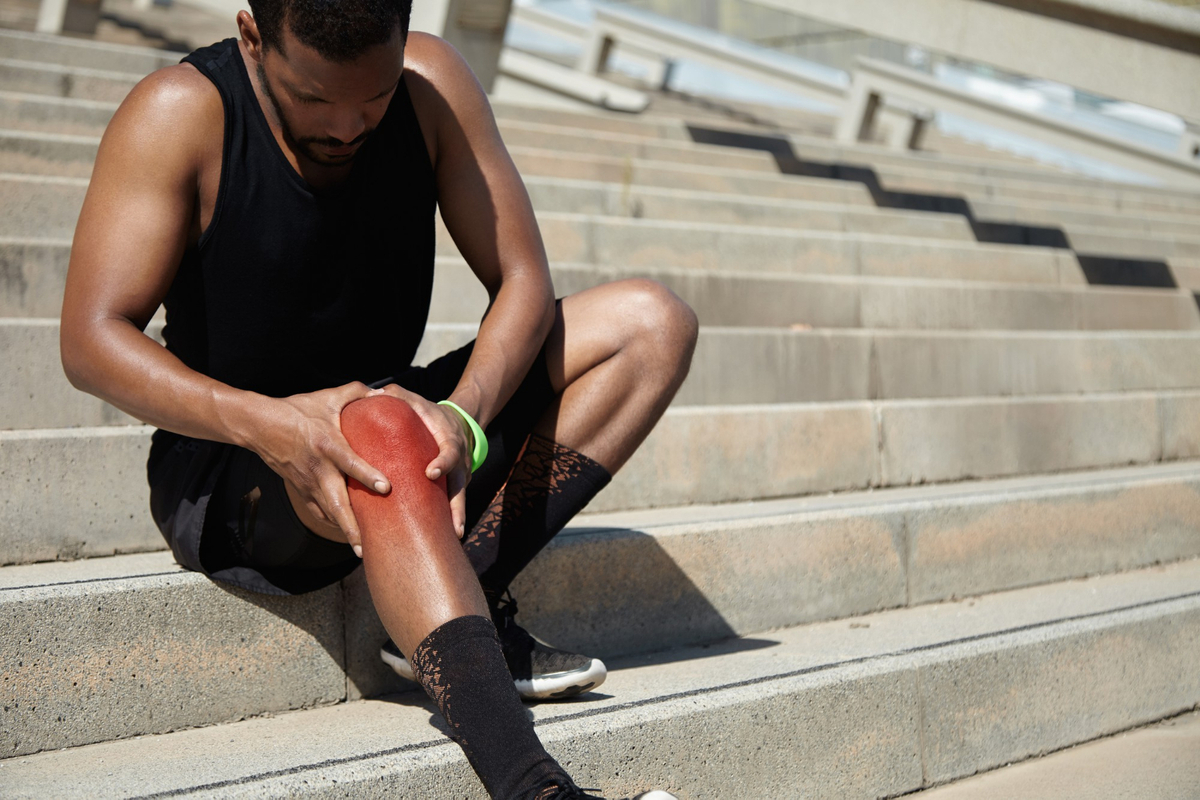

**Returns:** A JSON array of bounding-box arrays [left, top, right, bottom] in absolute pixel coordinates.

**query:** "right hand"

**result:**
[[248, 381, 390, 555]]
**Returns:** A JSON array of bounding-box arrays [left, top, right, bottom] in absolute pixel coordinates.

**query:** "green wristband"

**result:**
[[438, 400, 488, 473]]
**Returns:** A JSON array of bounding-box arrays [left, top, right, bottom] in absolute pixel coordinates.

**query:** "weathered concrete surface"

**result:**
[[520, 175, 974, 239], [0, 319, 139, 429], [0, 174, 86, 239], [919, 601, 1200, 784], [498, 118, 777, 173], [0, 29, 175, 74], [971, 196, 1200, 240], [913, 711, 1200, 799], [0, 236, 72, 317], [902, 468, 1200, 603], [0, 127, 97, 177], [492, 100, 690, 140], [878, 392, 1165, 486], [0, 91, 116, 136], [16, 321, 1193, 429], [3, 558, 1198, 798], [12, 243, 1195, 332], [508, 146, 874, 206], [437, 214, 1073, 284], [0, 58, 142, 104], [5, 396, 1199, 563], [0, 552, 347, 758], [596, 402, 881, 511], [0, 426, 160, 564]]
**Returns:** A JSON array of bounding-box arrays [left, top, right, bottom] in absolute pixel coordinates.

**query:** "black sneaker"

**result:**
[[492, 592, 607, 700], [379, 593, 607, 701], [527, 777, 678, 799]]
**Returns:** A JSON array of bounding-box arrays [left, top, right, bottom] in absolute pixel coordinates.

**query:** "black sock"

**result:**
[[409, 615, 571, 800], [463, 434, 612, 595]]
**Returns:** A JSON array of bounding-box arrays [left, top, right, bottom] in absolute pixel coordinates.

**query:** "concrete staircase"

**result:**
[[1, 26, 1199, 798]]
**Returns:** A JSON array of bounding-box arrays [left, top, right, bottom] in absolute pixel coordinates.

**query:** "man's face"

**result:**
[[256, 25, 405, 167]]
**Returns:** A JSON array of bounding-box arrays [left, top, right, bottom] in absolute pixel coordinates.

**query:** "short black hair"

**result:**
[[249, 0, 413, 62]]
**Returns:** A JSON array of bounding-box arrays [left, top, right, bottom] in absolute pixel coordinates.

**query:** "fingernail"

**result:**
[[374, 480, 388, 493], [353, 545, 363, 559], [429, 468, 441, 479]]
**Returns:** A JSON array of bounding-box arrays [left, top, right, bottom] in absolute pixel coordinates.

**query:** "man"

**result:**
[[59, 0, 696, 797]]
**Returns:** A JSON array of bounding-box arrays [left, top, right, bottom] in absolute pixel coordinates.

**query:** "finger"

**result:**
[[306, 499, 328, 523], [320, 474, 363, 557], [446, 467, 468, 538], [322, 435, 390, 495]]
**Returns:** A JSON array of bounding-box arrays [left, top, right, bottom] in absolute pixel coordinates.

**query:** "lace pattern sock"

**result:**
[[463, 434, 612, 594], [409, 615, 569, 800]]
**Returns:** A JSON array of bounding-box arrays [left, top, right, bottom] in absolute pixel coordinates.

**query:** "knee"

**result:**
[[614, 279, 699, 365], [341, 396, 438, 488]]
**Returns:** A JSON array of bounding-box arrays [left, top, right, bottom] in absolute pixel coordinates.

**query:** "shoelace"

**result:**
[[528, 776, 605, 799], [490, 590, 536, 648]]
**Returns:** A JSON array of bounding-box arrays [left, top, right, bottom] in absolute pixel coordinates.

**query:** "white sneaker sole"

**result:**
[[380, 648, 606, 701]]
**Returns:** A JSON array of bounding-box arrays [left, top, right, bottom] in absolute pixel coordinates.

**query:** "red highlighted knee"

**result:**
[[341, 396, 449, 533]]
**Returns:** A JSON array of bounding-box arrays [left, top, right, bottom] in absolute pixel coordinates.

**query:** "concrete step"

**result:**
[[0, 175, 1080, 285], [970, 196, 1200, 241], [520, 176, 975, 240], [437, 213, 1080, 285], [4, 391, 1199, 565], [1173, 258, 1200, 290], [496, 118, 777, 174], [0, 131, 970, 240], [33, 244, 1199, 334], [11, 317, 1200, 429], [911, 710, 1200, 799], [13, 127, 1199, 262], [870, 163, 1200, 218], [0, 91, 116, 137], [0, 28, 176, 74], [0, 57, 143, 104], [2, 555, 1198, 795], [493, 101, 1193, 204]]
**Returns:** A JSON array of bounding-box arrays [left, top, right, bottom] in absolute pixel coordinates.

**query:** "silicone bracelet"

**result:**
[[437, 400, 488, 473]]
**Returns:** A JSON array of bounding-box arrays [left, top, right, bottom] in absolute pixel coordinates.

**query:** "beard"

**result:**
[[256, 62, 375, 167]]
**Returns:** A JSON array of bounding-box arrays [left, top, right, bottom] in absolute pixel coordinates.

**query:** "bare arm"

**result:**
[[60, 65, 391, 547], [405, 34, 557, 437]]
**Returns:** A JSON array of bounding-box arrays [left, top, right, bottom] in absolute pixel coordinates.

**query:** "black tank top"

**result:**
[[167, 39, 436, 398]]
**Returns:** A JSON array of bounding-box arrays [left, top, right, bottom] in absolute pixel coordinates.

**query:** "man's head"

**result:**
[[239, 0, 413, 167]]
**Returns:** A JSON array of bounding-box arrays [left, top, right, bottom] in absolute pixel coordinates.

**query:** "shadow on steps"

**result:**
[[686, 125, 1181, 291]]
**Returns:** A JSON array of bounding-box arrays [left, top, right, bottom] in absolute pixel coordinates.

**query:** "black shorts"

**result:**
[[146, 338, 557, 596]]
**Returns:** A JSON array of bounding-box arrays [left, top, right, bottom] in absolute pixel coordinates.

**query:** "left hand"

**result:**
[[366, 384, 474, 538]]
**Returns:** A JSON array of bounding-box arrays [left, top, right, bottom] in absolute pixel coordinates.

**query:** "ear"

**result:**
[[237, 10, 265, 65]]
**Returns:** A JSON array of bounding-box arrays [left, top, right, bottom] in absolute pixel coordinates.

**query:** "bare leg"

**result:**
[[283, 413, 486, 658], [538, 278, 699, 470]]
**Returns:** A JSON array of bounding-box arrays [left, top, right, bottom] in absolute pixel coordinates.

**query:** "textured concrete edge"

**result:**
[[122, 590, 1200, 800]]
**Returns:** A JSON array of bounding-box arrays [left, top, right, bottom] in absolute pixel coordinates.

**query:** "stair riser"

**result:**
[[5, 473, 1199, 756], [970, 199, 1200, 240], [509, 147, 875, 206], [115, 598, 1200, 800], [29, 245, 1200, 336], [0, 32, 174, 74], [5, 179, 1072, 285], [437, 215, 1074, 284], [0, 178, 87, 239], [16, 316, 1200, 429], [4, 395, 1199, 565], [0, 130, 97, 178], [0, 93, 116, 136], [876, 169, 1200, 216], [497, 121, 776, 173], [0, 62, 140, 105], [1, 572, 347, 758], [521, 178, 974, 240]]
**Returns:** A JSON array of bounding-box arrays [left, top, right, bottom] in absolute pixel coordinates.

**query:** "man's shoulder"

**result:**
[[401, 32, 500, 163], [120, 62, 223, 130]]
